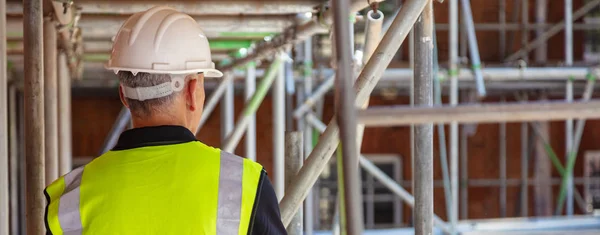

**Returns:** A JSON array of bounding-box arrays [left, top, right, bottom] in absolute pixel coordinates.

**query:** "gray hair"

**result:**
[[117, 71, 179, 117]]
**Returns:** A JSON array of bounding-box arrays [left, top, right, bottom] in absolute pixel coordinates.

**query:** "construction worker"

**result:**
[[44, 6, 287, 235]]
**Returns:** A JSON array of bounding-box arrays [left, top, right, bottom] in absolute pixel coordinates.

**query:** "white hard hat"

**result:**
[[105, 6, 223, 78]]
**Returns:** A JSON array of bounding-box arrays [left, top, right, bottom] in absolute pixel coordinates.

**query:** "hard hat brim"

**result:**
[[105, 65, 224, 78]]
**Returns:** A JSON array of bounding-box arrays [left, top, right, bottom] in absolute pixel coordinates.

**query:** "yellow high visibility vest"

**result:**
[[44, 141, 264, 235]]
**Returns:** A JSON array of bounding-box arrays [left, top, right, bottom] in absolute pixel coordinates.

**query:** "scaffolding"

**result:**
[[3, 0, 600, 235]]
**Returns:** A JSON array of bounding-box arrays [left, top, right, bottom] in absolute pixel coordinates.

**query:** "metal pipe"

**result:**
[[219, 0, 385, 72], [221, 57, 282, 152], [433, 14, 452, 222], [0, 0, 8, 232], [556, 76, 597, 215], [565, 0, 575, 216], [449, 0, 459, 233], [521, 0, 529, 62], [528, 121, 589, 213], [221, 73, 234, 143], [44, 18, 58, 185], [413, 2, 434, 233], [274, 55, 286, 200], [535, 0, 548, 63], [505, 0, 600, 61], [49, 0, 324, 15], [460, 0, 486, 97], [331, 0, 362, 232], [521, 97, 529, 217], [8, 85, 18, 235], [302, 37, 314, 235], [459, 127, 468, 219], [23, 0, 45, 232], [293, 75, 334, 119], [308, 115, 451, 233], [285, 132, 303, 235], [499, 107, 507, 217], [357, 100, 600, 126], [499, 0, 506, 60], [57, 52, 72, 174], [278, 0, 429, 227], [565, 80, 574, 216], [364, 10, 384, 64], [285, 54, 294, 131], [196, 72, 234, 133], [98, 107, 131, 155], [245, 62, 257, 161]]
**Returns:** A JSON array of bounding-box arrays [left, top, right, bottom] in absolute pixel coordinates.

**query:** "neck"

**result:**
[[132, 114, 191, 132]]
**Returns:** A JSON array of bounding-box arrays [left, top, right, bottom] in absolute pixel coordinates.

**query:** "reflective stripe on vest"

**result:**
[[44, 141, 263, 235]]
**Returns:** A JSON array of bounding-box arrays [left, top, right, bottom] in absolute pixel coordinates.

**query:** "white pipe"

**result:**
[[565, 0, 575, 216], [274, 57, 286, 200], [245, 63, 257, 161], [196, 73, 234, 133], [57, 53, 72, 174], [302, 38, 315, 235], [450, 0, 460, 233], [460, 0, 486, 97], [44, 18, 58, 185], [221, 73, 234, 143]]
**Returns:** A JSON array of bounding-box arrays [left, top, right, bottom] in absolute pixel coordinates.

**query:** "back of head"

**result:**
[[105, 6, 223, 127]]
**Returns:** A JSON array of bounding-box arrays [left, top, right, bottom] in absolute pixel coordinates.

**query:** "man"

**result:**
[[44, 6, 287, 235]]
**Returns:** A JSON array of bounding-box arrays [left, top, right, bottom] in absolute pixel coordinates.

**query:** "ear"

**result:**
[[186, 78, 199, 111], [118, 85, 129, 108]]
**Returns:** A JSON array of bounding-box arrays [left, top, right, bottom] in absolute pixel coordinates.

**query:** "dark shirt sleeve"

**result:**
[[250, 171, 287, 235]]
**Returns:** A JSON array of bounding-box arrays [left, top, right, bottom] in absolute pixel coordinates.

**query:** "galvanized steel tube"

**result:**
[[278, 0, 429, 227], [44, 18, 58, 185], [285, 132, 303, 235], [535, 0, 548, 63], [413, 2, 434, 233], [302, 38, 314, 235], [308, 115, 451, 233], [8, 85, 18, 235], [357, 100, 600, 126], [505, 0, 600, 61], [57, 52, 72, 174], [521, 96, 529, 217], [222, 58, 282, 153], [0, 0, 8, 232], [23, 0, 45, 232], [274, 56, 286, 200], [98, 107, 131, 155], [331, 0, 362, 232], [499, 113, 507, 217], [245, 63, 257, 161], [196, 73, 234, 133], [221, 73, 234, 143], [449, 0, 460, 233], [565, 0, 574, 216], [460, 0, 486, 97], [293, 75, 334, 119]]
